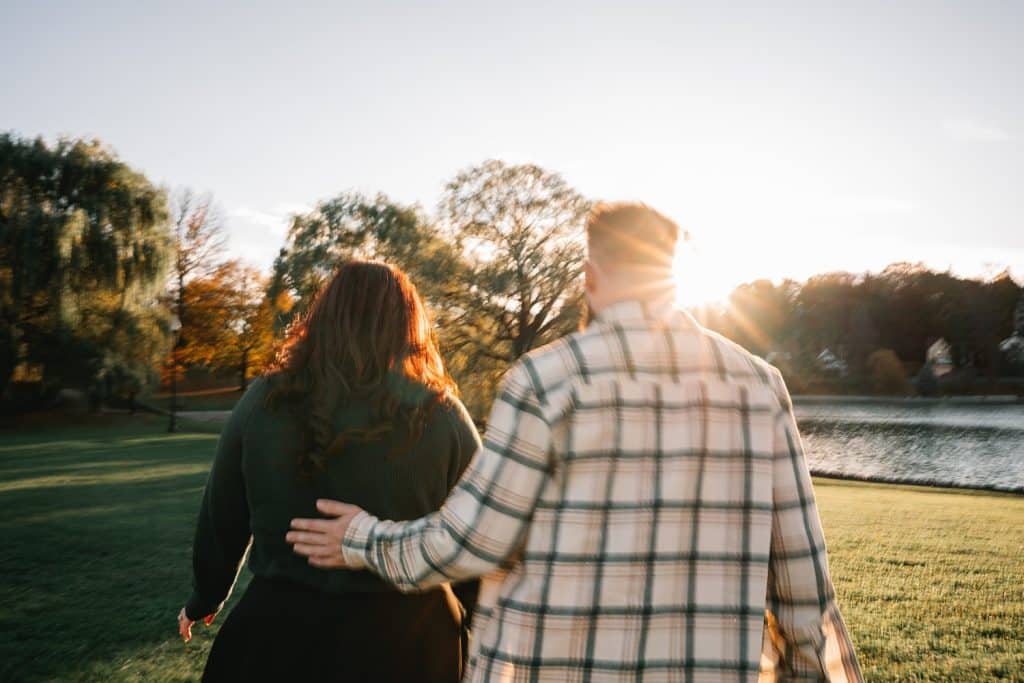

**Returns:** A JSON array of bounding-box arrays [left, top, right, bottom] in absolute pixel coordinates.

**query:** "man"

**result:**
[[288, 202, 862, 682]]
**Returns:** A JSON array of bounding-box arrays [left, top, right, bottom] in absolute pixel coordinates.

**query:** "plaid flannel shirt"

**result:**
[[342, 300, 862, 682]]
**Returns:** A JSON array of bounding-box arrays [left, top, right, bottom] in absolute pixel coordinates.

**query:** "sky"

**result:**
[[3, 0, 1022, 304]]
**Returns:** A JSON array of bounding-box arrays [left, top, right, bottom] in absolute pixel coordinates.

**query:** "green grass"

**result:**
[[813, 478, 1024, 681], [0, 417, 241, 682], [0, 418, 1021, 682]]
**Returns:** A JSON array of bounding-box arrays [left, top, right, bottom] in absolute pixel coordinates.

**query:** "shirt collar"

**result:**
[[594, 299, 697, 329]]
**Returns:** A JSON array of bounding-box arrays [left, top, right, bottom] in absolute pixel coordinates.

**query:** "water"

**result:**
[[794, 400, 1024, 493]]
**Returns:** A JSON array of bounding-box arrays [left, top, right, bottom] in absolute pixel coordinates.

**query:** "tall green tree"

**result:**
[[435, 160, 590, 413], [268, 192, 460, 328], [270, 164, 591, 417], [439, 160, 590, 362], [722, 279, 799, 357], [0, 133, 170, 400]]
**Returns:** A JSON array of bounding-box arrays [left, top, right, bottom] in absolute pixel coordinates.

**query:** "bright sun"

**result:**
[[672, 246, 737, 308]]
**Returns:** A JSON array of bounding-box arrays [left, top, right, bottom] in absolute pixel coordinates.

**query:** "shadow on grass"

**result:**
[[0, 419, 242, 682]]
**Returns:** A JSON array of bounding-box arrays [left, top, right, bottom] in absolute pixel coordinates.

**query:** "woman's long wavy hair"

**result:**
[[265, 261, 456, 473]]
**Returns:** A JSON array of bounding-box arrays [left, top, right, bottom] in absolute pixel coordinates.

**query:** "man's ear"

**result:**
[[584, 260, 598, 294]]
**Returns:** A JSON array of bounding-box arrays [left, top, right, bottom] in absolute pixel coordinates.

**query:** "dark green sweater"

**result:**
[[185, 374, 481, 620]]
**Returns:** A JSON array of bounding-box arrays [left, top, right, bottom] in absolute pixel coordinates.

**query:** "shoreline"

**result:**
[[6, 412, 1020, 496], [793, 394, 1023, 406], [810, 469, 1024, 496]]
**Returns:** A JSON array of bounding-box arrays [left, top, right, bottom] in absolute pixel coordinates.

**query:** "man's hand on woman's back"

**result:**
[[287, 499, 364, 569]]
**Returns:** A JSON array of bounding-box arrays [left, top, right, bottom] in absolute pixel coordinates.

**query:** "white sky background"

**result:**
[[2, 1, 1021, 304]]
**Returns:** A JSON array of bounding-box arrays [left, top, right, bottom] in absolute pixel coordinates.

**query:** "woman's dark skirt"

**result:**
[[202, 577, 464, 682]]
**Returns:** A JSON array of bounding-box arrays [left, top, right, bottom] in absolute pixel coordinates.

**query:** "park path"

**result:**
[[178, 410, 231, 423]]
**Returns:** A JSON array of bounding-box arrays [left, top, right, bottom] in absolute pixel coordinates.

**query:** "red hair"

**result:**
[[266, 261, 455, 471]]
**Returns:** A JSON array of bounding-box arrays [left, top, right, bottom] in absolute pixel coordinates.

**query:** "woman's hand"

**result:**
[[178, 607, 216, 642]]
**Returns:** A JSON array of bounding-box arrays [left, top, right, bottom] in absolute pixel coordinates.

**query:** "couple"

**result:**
[[179, 203, 863, 682]]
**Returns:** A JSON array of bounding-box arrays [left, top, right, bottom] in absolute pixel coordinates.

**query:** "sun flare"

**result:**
[[672, 244, 737, 309]]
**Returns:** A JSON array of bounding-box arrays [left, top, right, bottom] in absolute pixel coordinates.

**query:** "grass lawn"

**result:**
[[0, 418, 1021, 682]]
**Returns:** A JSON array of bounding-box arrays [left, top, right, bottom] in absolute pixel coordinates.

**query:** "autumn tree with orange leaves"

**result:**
[[178, 261, 285, 390]]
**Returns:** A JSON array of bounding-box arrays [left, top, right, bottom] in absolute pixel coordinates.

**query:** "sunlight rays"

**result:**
[[672, 238, 737, 308]]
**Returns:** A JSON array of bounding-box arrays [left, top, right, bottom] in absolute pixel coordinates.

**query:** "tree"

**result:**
[[168, 189, 226, 339], [439, 160, 591, 363], [0, 133, 170, 400], [871, 263, 944, 365], [269, 164, 590, 417], [431, 161, 591, 414], [163, 188, 227, 400], [976, 272, 1021, 376], [722, 279, 799, 357], [794, 272, 859, 364], [866, 349, 912, 395], [179, 261, 282, 390], [702, 263, 1021, 395], [916, 361, 940, 396], [268, 192, 461, 329], [218, 263, 279, 390]]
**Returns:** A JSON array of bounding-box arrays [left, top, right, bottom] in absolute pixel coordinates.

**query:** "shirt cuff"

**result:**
[[341, 509, 377, 571]]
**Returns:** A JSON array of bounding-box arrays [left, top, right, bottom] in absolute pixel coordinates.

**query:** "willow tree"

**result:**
[[0, 134, 170, 399]]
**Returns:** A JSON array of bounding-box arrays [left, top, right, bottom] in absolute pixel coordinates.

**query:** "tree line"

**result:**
[[696, 267, 1022, 396], [2, 133, 1021, 415], [0, 134, 281, 409]]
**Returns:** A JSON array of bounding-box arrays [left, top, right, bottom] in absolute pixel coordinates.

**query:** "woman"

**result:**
[[177, 261, 481, 682]]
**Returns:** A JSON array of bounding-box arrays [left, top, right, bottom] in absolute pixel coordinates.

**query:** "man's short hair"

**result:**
[[586, 202, 679, 271]]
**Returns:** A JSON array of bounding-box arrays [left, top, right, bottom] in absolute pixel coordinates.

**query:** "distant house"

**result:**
[[1000, 292, 1024, 367], [816, 348, 848, 376], [926, 338, 955, 377], [999, 334, 1024, 366], [1015, 290, 1024, 334]]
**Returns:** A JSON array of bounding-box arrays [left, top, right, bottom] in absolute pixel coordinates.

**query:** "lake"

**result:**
[[794, 399, 1024, 493]]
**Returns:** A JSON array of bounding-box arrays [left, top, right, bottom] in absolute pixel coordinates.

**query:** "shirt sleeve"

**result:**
[[445, 396, 483, 492], [184, 381, 259, 620], [763, 371, 863, 682], [341, 359, 553, 591], [444, 396, 485, 618]]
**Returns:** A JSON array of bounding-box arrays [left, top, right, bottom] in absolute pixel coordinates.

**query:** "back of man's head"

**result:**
[[586, 202, 679, 274]]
